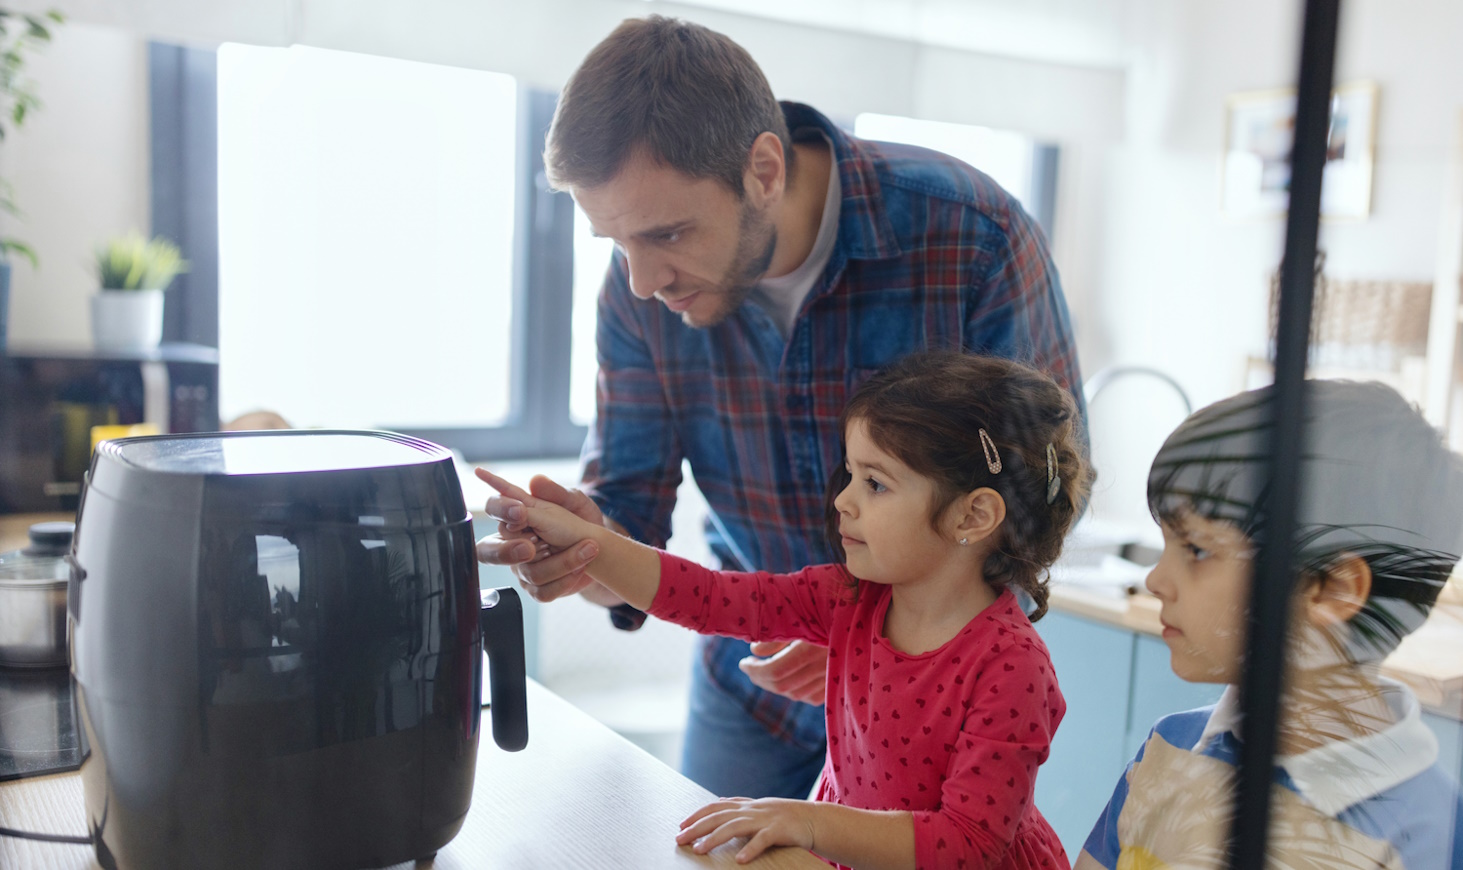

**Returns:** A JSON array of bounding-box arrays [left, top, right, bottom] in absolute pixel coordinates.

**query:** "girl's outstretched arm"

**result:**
[[676, 797, 914, 870], [477, 468, 662, 610]]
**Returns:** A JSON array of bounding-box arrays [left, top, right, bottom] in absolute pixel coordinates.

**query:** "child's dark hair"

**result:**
[[1148, 380, 1463, 662], [823, 351, 1091, 620]]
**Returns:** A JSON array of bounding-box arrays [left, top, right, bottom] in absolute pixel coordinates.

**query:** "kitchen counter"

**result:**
[[0, 678, 824, 870], [1048, 575, 1463, 721]]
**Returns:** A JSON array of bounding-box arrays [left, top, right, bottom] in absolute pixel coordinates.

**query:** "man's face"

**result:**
[[572, 150, 776, 329]]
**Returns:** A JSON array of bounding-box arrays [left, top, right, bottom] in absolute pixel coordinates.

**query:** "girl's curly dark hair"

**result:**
[[823, 351, 1091, 620]]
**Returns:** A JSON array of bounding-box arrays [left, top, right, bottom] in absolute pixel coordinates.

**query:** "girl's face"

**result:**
[[833, 418, 963, 586], [1145, 509, 1255, 683]]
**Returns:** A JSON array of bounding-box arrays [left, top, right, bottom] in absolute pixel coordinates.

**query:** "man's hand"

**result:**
[[738, 640, 829, 706], [474, 469, 623, 606]]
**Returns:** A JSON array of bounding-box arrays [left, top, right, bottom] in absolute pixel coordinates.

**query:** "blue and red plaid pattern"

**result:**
[[580, 102, 1085, 747]]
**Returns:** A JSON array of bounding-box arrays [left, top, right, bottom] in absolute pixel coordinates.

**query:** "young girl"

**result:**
[[481, 351, 1091, 870]]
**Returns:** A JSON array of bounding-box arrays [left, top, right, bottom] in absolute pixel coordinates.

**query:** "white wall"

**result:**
[[1, 20, 149, 347], [1082, 0, 1463, 528]]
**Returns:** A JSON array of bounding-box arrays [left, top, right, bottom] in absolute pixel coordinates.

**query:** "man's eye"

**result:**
[[661, 231, 681, 243]]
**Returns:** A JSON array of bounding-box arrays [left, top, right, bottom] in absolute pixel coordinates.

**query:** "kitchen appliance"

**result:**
[[0, 521, 74, 667], [0, 342, 219, 514], [69, 429, 528, 870]]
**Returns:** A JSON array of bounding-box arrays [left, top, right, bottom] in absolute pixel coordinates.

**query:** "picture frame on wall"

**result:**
[[1221, 81, 1378, 219]]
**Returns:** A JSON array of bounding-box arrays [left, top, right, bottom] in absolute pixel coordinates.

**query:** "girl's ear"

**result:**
[[952, 488, 1006, 546], [1300, 553, 1372, 627]]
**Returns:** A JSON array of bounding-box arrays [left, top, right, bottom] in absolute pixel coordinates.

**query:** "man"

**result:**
[[477, 15, 1084, 801]]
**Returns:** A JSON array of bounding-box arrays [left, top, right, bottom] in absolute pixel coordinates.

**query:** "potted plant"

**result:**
[[91, 232, 188, 350], [0, 7, 63, 354]]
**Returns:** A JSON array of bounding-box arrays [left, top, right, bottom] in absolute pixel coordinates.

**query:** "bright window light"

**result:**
[[854, 113, 1035, 210], [217, 44, 518, 430], [570, 206, 616, 426]]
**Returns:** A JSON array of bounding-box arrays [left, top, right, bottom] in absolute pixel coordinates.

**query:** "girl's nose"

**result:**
[[833, 482, 854, 515]]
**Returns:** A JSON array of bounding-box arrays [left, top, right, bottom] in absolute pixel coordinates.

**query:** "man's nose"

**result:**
[[625, 250, 674, 300]]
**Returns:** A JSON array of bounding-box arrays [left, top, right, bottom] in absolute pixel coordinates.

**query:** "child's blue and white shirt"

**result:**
[[1083, 679, 1463, 869]]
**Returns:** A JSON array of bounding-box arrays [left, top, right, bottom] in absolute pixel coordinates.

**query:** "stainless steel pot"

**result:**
[[0, 522, 72, 668]]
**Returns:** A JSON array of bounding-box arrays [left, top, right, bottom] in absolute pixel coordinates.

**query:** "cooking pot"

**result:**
[[69, 430, 528, 870], [0, 522, 74, 668]]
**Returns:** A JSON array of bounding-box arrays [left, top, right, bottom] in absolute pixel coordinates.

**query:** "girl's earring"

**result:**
[[959, 537, 969, 546]]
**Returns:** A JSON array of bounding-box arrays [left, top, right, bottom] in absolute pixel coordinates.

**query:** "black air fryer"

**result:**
[[67, 430, 528, 869]]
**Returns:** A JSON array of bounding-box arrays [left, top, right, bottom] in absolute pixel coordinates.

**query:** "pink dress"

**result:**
[[649, 552, 1070, 870]]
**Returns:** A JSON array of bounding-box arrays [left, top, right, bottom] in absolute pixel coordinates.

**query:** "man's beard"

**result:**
[[676, 200, 776, 328]]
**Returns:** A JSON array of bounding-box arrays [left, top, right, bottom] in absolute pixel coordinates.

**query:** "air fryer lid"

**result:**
[[88, 430, 464, 524], [104, 430, 448, 476]]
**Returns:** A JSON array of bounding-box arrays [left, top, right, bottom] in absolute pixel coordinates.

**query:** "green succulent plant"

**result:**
[[95, 232, 189, 291], [0, 7, 64, 267]]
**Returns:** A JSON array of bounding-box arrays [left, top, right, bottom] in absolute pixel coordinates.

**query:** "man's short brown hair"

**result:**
[[544, 15, 792, 196]]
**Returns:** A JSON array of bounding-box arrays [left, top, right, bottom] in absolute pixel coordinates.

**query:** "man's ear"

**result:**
[[952, 488, 1006, 547], [744, 131, 786, 204], [1302, 553, 1372, 626]]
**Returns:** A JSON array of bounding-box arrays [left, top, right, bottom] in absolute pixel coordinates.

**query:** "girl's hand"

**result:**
[[476, 468, 597, 552], [676, 797, 816, 864]]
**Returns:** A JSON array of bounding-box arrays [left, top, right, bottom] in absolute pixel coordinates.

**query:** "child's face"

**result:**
[[1145, 509, 1255, 683], [833, 419, 960, 586]]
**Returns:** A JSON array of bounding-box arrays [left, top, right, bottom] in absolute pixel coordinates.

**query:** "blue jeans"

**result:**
[[679, 635, 827, 799]]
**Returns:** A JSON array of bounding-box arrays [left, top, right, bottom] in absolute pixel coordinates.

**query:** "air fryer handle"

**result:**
[[479, 587, 529, 752]]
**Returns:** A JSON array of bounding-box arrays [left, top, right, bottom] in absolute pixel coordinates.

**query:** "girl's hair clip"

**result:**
[[1046, 443, 1061, 504], [979, 429, 1002, 474]]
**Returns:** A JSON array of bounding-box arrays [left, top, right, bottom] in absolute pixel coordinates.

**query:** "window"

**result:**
[[216, 44, 519, 432], [854, 112, 1059, 239], [571, 207, 615, 427]]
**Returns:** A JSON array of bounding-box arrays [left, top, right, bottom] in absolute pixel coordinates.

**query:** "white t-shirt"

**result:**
[[752, 139, 841, 339]]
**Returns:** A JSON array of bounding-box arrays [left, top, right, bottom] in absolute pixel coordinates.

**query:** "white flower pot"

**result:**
[[91, 289, 165, 350]]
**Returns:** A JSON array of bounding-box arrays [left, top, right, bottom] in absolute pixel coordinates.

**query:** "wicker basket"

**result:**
[[1267, 253, 1433, 371]]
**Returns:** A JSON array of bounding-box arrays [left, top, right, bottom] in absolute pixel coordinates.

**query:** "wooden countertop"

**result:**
[[0, 678, 824, 870]]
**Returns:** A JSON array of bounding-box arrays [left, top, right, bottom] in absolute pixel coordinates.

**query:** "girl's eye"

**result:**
[[865, 477, 886, 494], [1185, 543, 1211, 561]]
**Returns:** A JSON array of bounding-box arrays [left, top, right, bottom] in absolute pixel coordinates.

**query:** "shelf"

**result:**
[[1, 341, 219, 365]]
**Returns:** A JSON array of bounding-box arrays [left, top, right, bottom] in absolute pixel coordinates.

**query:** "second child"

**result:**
[[480, 351, 1091, 870]]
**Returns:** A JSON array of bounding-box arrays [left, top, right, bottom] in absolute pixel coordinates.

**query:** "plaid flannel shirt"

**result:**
[[581, 102, 1085, 746]]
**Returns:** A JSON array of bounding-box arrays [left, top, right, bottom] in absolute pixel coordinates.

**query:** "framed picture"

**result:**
[[1221, 81, 1378, 219]]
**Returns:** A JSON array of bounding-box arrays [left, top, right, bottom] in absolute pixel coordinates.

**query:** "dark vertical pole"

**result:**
[[1226, 1, 1339, 868]]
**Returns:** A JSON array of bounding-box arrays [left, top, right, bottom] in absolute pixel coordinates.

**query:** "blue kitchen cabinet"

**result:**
[[1034, 612, 1137, 858], [1124, 634, 1225, 761]]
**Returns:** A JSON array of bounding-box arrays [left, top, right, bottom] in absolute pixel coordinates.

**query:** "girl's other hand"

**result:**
[[675, 797, 816, 864]]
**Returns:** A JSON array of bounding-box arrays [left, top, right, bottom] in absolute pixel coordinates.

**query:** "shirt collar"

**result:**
[[780, 102, 902, 262], [1198, 678, 1439, 816]]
